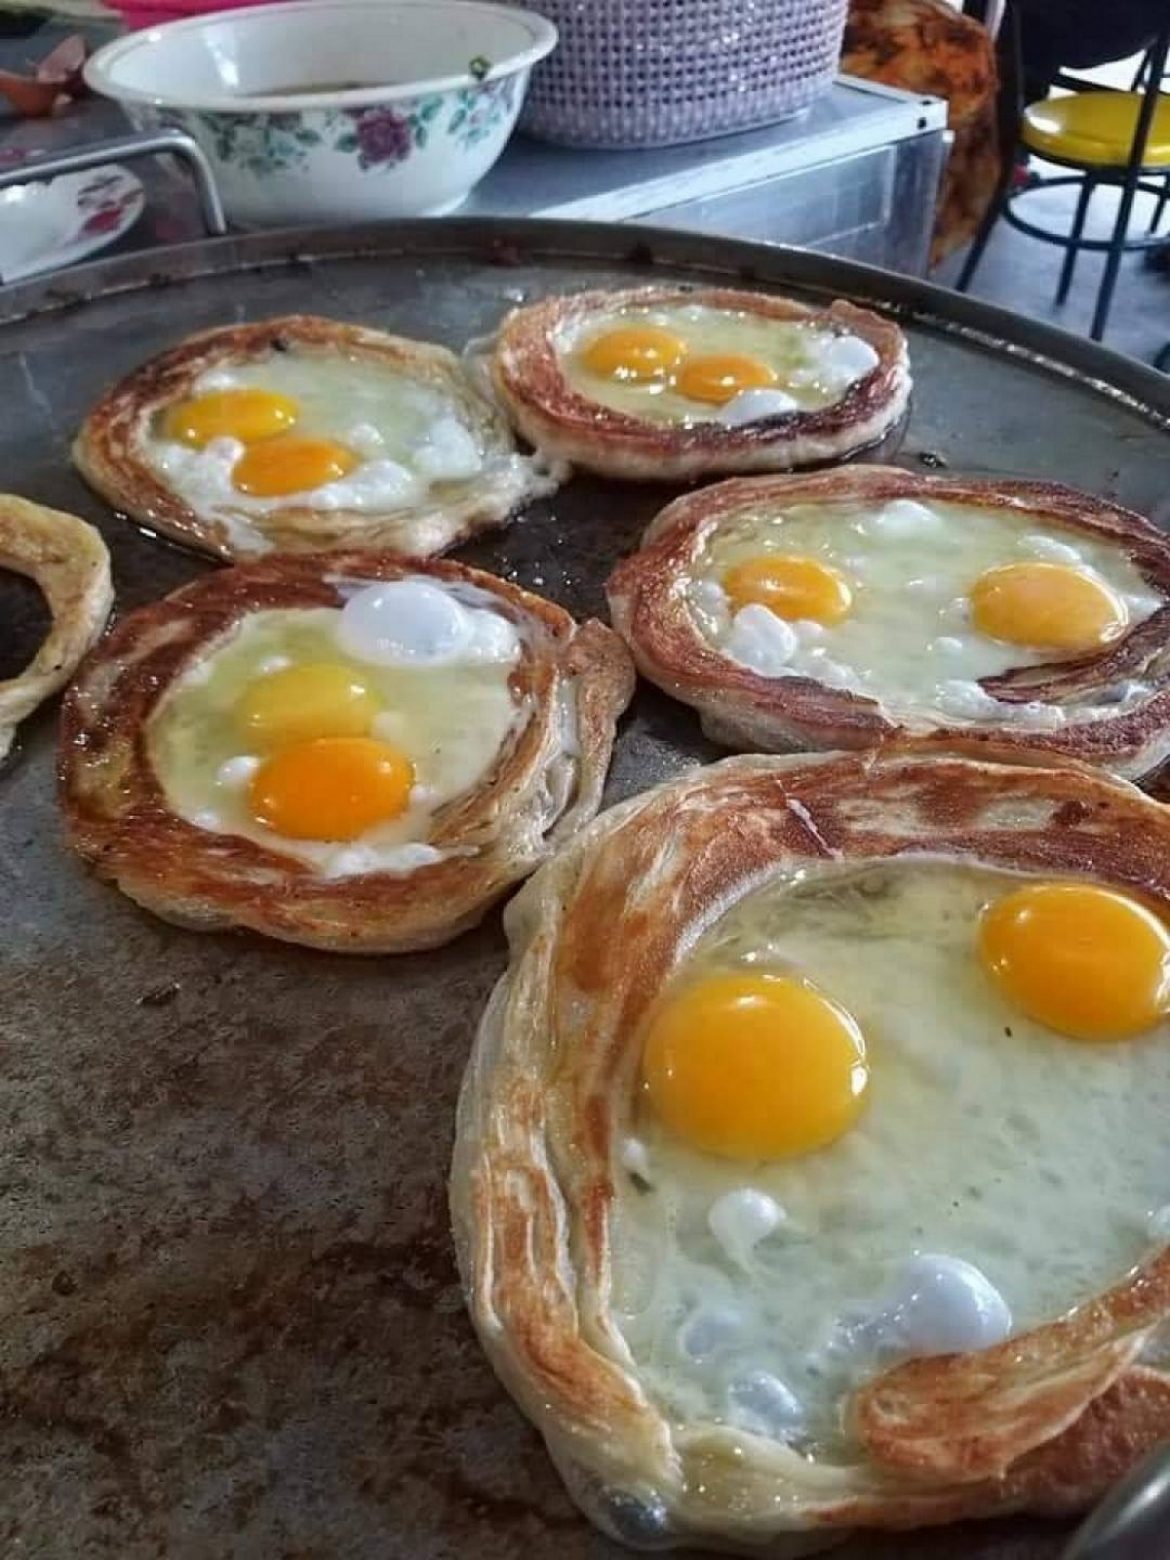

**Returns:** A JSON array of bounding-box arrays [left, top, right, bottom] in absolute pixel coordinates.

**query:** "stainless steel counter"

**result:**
[[468, 78, 948, 274]]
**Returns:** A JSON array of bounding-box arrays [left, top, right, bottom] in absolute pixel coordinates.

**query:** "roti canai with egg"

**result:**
[[607, 466, 1170, 781], [74, 315, 563, 563], [452, 746, 1170, 1552], [59, 552, 633, 953], [484, 286, 911, 480]]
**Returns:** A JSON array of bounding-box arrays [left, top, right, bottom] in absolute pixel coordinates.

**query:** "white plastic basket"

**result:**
[[521, 0, 849, 149]]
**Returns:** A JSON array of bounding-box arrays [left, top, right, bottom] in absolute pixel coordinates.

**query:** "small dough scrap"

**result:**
[[0, 495, 112, 761]]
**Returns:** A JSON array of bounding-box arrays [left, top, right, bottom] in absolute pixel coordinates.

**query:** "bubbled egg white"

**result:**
[[708, 1188, 785, 1268], [689, 495, 1162, 729], [725, 1371, 805, 1443], [609, 860, 1170, 1455], [717, 388, 801, 428], [789, 331, 879, 393], [336, 578, 519, 668], [826, 1253, 1013, 1363]]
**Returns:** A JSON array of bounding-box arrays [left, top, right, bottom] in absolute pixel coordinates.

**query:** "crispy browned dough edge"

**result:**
[[73, 314, 561, 562], [0, 494, 112, 761], [59, 551, 634, 953], [606, 466, 1170, 782], [488, 286, 912, 480], [452, 745, 1170, 1551]]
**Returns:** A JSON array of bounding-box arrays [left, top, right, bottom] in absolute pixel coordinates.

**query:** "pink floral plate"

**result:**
[[0, 154, 145, 284]]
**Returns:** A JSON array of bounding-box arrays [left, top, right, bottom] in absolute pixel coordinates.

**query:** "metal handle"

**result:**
[[1062, 1442, 1170, 1558], [0, 127, 226, 236]]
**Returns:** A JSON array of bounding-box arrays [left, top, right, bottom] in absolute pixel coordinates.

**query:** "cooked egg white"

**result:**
[[687, 497, 1162, 727], [139, 351, 516, 523], [335, 576, 517, 667], [612, 861, 1170, 1457], [559, 304, 879, 426], [149, 583, 522, 876]]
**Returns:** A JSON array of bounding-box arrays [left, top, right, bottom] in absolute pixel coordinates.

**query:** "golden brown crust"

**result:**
[[854, 1251, 1170, 1485], [58, 552, 634, 953], [606, 466, 1170, 782], [73, 315, 563, 563], [487, 287, 911, 480], [0, 495, 112, 762], [451, 746, 1170, 1550]]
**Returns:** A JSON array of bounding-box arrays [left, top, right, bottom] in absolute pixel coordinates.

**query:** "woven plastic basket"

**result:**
[[521, 0, 849, 149]]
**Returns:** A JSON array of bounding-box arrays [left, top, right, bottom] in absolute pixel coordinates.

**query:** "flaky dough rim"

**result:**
[[487, 286, 911, 481], [58, 551, 634, 953], [451, 745, 1170, 1551], [0, 495, 112, 762], [606, 466, 1170, 782], [73, 314, 563, 563]]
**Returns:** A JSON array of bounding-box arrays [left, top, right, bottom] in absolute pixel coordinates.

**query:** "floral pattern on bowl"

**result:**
[[87, 0, 555, 226], [171, 76, 518, 180]]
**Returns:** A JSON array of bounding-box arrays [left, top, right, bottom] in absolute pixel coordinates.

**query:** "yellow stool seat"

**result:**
[[1023, 92, 1170, 169]]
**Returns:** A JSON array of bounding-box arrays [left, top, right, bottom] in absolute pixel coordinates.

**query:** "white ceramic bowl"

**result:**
[[85, 0, 557, 227]]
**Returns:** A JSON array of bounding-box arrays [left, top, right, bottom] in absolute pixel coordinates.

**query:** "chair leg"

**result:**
[[1092, 20, 1170, 341], [957, 171, 1011, 291], [1056, 176, 1094, 305], [1093, 194, 1134, 342], [1151, 173, 1170, 237]]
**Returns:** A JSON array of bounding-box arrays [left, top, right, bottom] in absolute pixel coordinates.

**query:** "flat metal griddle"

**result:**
[[2, 220, 1168, 1560]]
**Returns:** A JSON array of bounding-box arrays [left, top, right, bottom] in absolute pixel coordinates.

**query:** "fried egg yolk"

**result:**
[[970, 562, 1127, 653], [979, 882, 1170, 1041], [675, 354, 778, 405], [162, 388, 300, 449], [580, 326, 689, 382], [232, 436, 359, 497], [641, 971, 869, 1161], [723, 554, 854, 626], [235, 662, 378, 749], [249, 735, 414, 841]]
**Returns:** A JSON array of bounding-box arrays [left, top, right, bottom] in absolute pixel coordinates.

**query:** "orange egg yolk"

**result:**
[[580, 326, 689, 382], [249, 736, 414, 841], [161, 388, 300, 448], [640, 971, 869, 1160], [675, 353, 778, 405], [235, 662, 378, 750], [978, 882, 1170, 1041], [723, 554, 854, 625], [232, 436, 359, 497], [970, 562, 1127, 653]]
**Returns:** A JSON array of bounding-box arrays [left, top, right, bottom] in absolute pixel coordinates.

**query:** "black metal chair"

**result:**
[[957, 7, 1170, 345]]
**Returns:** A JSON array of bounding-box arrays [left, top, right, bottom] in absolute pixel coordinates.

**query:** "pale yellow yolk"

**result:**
[[979, 882, 1170, 1041], [675, 353, 777, 405], [249, 735, 414, 841], [162, 388, 299, 448], [970, 562, 1127, 653], [235, 662, 378, 749], [723, 554, 854, 625], [232, 436, 359, 497], [580, 326, 689, 382], [641, 971, 869, 1160]]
